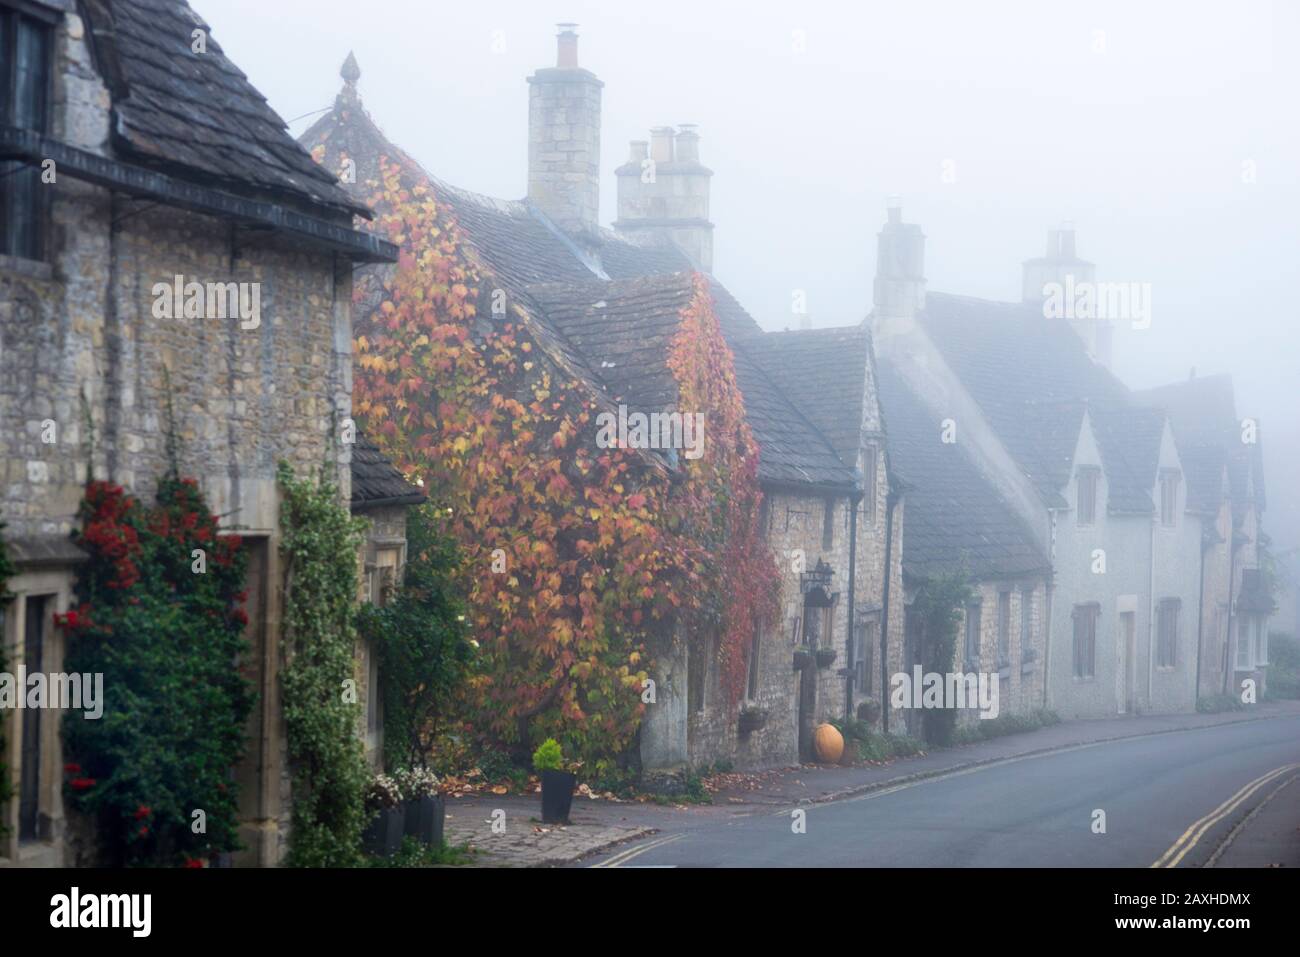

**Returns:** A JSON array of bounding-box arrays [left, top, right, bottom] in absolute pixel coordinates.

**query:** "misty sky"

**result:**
[[202, 0, 1299, 547]]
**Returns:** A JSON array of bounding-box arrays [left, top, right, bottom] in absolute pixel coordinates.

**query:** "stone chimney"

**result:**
[[1022, 225, 1111, 368], [527, 24, 603, 241], [871, 199, 926, 341], [613, 124, 714, 272]]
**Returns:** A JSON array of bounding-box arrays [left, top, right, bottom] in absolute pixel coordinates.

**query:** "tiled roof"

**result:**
[[299, 74, 854, 489], [350, 432, 426, 509], [917, 292, 1158, 514], [1132, 375, 1263, 516], [745, 324, 874, 471], [526, 275, 857, 487], [87, 0, 364, 218], [876, 361, 1050, 582]]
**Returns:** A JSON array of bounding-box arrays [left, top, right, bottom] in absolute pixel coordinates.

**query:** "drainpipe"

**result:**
[[1222, 538, 1239, 697], [1194, 531, 1207, 705], [1146, 517, 1156, 707], [880, 487, 899, 734], [844, 489, 862, 719]]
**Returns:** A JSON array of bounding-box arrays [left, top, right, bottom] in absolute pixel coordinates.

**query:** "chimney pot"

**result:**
[[886, 196, 902, 225], [674, 124, 700, 163], [650, 126, 676, 163], [556, 23, 579, 68], [628, 140, 649, 162]]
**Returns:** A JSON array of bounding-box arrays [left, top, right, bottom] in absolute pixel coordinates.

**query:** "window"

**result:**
[[997, 591, 1011, 666], [1072, 603, 1099, 678], [1076, 467, 1100, 526], [746, 625, 761, 699], [1254, 621, 1268, 667], [1156, 598, 1180, 668], [822, 498, 835, 549], [1160, 470, 1180, 527], [855, 619, 877, 694], [1, 2, 55, 261], [964, 602, 981, 666], [1020, 588, 1033, 658], [1235, 618, 1252, 670], [864, 445, 877, 523], [19, 594, 48, 842]]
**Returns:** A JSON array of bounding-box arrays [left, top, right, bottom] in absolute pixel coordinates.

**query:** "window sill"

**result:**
[[0, 253, 55, 282], [1071, 675, 1096, 682]]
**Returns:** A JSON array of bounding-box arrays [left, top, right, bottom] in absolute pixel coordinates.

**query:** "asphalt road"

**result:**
[[586, 714, 1300, 867]]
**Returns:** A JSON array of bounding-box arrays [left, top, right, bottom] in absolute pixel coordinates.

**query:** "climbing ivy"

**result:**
[[346, 154, 777, 770], [910, 572, 975, 747], [277, 461, 371, 867]]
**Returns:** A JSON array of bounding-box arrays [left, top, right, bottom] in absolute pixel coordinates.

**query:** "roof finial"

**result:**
[[341, 51, 360, 88]]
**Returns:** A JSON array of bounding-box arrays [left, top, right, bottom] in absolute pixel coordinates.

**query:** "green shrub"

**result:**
[[1267, 633, 1300, 699], [911, 573, 975, 747], [532, 737, 564, 772], [356, 503, 474, 772], [1196, 693, 1246, 714], [58, 479, 254, 867]]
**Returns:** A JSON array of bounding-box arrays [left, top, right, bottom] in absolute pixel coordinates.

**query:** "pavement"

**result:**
[[443, 699, 1300, 867]]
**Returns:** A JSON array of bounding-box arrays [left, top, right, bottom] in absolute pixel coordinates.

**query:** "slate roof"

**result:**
[[875, 361, 1050, 582], [917, 292, 1160, 515], [350, 432, 426, 509], [84, 0, 364, 219], [525, 275, 857, 487], [1133, 375, 1263, 518], [299, 71, 854, 489], [745, 324, 874, 471]]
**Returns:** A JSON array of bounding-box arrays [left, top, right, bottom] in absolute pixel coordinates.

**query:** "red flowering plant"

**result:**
[[59, 476, 253, 867]]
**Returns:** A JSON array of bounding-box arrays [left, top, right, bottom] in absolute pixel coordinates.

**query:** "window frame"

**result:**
[[996, 590, 1011, 667], [1072, 602, 1099, 679], [1, 1, 56, 262], [1156, 598, 1180, 669], [1159, 469, 1181, 527], [963, 602, 982, 668], [1076, 466, 1100, 527]]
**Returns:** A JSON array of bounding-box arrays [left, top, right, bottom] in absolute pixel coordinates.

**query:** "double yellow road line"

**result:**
[[590, 832, 684, 868], [1152, 762, 1300, 868]]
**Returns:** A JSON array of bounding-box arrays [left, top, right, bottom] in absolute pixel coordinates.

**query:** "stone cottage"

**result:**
[[1134, 374, 1271, 700], [871, 212, 1206, 720], [873, 360, 1052, 732], [0, 0, 394, 866], [300, 26, 904, 778]]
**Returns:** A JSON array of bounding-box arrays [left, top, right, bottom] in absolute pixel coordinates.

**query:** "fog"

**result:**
[[203, 0, 1299, 547]]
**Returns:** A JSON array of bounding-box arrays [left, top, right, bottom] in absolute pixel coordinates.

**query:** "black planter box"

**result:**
[[403, 794, 446, 847], [738, 706, 769, 734], [793, 649, 814, 671], [540, 769, 576, 824], [363, 805, 405, 857], [815, 648, 837, 669]]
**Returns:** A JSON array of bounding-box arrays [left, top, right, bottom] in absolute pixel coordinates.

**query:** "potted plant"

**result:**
[[533, 738, 575, 825], [815, 647, 837, 669], [856, 698, 881, 726], [362, 772, 405, 857], [792, 648, 814, 671], [397, 767, 445, 848]]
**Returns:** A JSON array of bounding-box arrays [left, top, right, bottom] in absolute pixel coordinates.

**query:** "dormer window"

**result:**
[[1, 1, 54, 261], [1159, 469, 1180, 527], [1076, 466, 1100, 526]]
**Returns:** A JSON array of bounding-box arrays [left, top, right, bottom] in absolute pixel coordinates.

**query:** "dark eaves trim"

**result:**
[[350, 493, 427, 511], [0, 127, 398, 264], [760, 477, 859, 497]]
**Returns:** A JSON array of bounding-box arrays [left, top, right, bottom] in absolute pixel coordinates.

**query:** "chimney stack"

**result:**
[[872, 199, 926, 342], [1022, 224, 1111, 369], [614, 123, 714, 272], [527, 24, 603, 241]]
